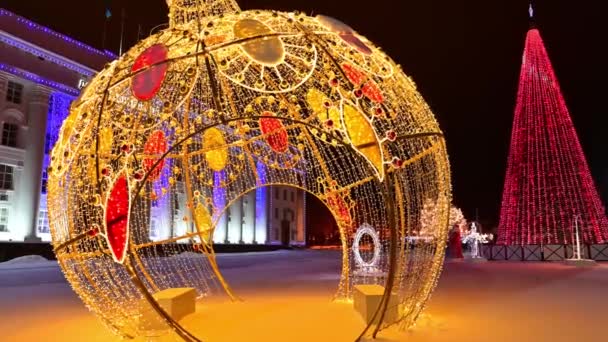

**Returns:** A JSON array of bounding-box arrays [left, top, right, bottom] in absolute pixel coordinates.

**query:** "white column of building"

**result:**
[[227, 197, 242, 243], [212, 171, 228, 244], [241, 190, 256, 244], [20, 85, 51, 242], [0, 73, 6, 105], [212, 209, 228, 244], [223, 209, 229, 243]]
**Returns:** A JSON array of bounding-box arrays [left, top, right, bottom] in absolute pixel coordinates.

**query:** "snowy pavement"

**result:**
[[0, 251, 607, 341]]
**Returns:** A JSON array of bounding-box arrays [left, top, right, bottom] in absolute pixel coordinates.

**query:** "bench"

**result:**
[[140, 287, 197, 329], [353, 284, 398, 325]]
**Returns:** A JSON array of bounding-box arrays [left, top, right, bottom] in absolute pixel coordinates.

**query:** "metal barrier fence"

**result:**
[[481, 244, 608, 261]]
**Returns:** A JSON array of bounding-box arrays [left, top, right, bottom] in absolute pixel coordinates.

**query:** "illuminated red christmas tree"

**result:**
[[497, 14, 608, 245]]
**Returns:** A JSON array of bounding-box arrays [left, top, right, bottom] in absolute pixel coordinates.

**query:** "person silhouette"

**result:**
[[447, 224, 463, 259]]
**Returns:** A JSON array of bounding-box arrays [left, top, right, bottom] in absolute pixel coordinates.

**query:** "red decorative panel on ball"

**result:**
[[339, 34, 372, 55], [259, 111, 289, 153], [131, 44, 169, 101], [341, 63, 384, 103], [143, 130, 167, 181], [105, 174, 130, 263], [316, 15, 372, 55], [327, 193, 352, 229]]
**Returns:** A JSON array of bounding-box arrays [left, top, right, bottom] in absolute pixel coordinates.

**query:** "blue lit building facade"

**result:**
[[0, 8, 114, 242], [0, 9, 306, 245]]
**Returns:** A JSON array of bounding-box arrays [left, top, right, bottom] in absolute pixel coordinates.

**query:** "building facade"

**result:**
[[0, 8, 115, 242], [0, 9, 306, 245], [148, 183, 307, 246]]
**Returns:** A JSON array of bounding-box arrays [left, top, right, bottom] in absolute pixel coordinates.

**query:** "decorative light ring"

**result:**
[[352, 223, 381, 269]]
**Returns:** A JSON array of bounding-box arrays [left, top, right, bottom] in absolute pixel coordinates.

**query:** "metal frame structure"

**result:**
[[49, 1, 452, 340]]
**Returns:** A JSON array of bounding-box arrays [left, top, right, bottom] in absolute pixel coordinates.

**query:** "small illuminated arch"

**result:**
[[353, 223, 382, 270]]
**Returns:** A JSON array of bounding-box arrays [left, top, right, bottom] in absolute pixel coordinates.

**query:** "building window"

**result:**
[[283, 189, 288, 201], [290, 191, 295, 202], [2, 123, 18, 147], [6, 81, 24, 104], [0, 207, 9, 232], [0, 165, 14, 190], [41, 171, 48, 194], [274, 207, 279, 219], [0, 193, 8, 202], [150, 220, 158, 238], [283, 209, 294, 223], [284, 209, 294, 222], [37, 210, 49, 234], [274, 188, 279, 199]]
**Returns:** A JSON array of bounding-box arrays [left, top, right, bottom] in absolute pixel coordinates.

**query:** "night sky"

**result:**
[[3, 0, 606, 227]]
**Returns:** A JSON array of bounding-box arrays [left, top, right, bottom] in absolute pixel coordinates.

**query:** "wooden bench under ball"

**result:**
[[140, 287, 197, 329], [353, 284, 399, 325]]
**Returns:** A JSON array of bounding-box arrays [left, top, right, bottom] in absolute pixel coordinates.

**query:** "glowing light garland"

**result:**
[[419, 197, 467, 238], [497, 28, 608, 245], [48, 0, 451, 340], [0, 33, 96, 76], [0, 63, 79, 96]]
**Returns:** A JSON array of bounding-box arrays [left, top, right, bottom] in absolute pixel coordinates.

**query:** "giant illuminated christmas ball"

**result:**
[[48, 0, 451, 339]]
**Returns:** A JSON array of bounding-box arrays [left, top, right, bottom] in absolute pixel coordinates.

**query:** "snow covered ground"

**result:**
[[0, 250, 607, 342]]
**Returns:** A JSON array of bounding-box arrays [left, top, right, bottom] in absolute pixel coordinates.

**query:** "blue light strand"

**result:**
[[0, 9, 117, 59], [0, 33, 95, 76], [45, 92, 75, 157], [39, 91, 74, 234], [0, 63, 80, 96], [255, 161, 268, 244], [213, 171, 227, 221], [42, 91, 74, 186]]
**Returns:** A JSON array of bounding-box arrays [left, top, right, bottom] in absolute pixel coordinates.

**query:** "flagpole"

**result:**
[[119, 7, 126, 55], [102, 9, 111, 50], [102, 19, 108, 50]]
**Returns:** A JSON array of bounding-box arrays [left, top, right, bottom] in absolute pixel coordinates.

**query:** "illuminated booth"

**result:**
[[48, 0, 451, 340]]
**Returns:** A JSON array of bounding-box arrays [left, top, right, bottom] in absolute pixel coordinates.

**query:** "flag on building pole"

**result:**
[[102, 0, 112, 50], [105, 0, 112, 19]]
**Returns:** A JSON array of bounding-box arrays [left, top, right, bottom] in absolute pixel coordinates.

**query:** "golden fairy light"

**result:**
[[48, 0, 451, 340]]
